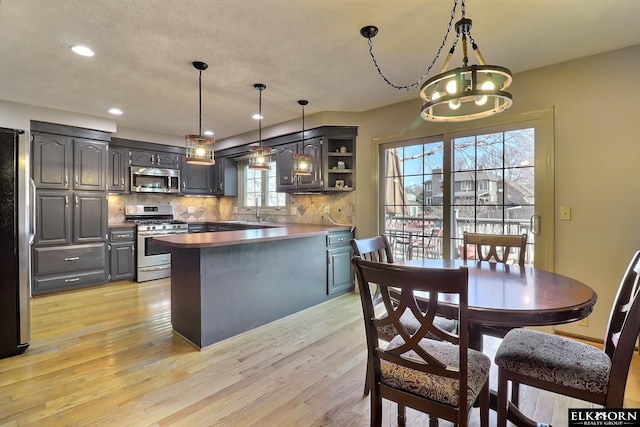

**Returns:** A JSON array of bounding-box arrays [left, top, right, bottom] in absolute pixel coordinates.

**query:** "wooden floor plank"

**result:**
[[0, 279, 636, 426]]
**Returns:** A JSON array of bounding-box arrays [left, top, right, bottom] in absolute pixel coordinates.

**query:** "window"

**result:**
[[239, 161, 287, 210], [379, 110, 555, 269]]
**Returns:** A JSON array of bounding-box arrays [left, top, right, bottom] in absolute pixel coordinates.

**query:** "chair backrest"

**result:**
[[350, 235, 394, 263], [604, 250, 640, 406], [462, 232, 527, 266], [351, 256, 471, 412]]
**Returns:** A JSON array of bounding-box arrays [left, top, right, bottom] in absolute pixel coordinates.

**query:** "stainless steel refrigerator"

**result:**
[[0, 127, 31, 358]]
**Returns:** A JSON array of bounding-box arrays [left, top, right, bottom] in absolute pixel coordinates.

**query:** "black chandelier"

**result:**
[[360, 0, 513, 122]]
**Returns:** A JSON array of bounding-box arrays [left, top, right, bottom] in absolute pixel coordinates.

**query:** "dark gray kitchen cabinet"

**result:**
[[32, 133, 71, 189], [181, 156, 212, 195], [32, 133, 107, 191], [73, 138, 108, 191], [212, 156, 237, 196], [108, 147, 130, 192], [35, 191, 107, 246], [326, 230, 354, 295], [275, 137, 323, 192], [30, 122, 111, 295], [131, 149, 181, 169], [108, 228, 135, 281], [34, 190, 71, 246]]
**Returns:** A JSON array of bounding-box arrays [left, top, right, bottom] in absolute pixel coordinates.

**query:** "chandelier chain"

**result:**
[[365, 0, 459, 91]]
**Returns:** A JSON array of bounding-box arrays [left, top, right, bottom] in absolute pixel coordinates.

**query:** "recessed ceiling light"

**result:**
[[252, 114, 263, 120], [204, 130, 214, 136], [108, 108, 123, 115], [71, 45, 95, 57]]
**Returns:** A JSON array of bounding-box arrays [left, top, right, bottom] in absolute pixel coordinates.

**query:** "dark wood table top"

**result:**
[[397, 259, 598, 328]]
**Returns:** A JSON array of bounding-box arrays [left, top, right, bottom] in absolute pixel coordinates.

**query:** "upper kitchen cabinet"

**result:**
[[271, 126, 357, 193], [131, 149, 181, 169], [213, 156, 238, 196], [276, 136, 323, 192], [180, 156, 212, 195], [108, 146, 130, 192], [324, 136, 356, 192]]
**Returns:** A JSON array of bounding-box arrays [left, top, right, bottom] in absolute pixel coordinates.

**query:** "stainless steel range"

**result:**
[[125, 204, 188, 282]]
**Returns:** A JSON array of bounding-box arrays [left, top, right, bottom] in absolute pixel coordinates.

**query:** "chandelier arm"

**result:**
[[469, 38, 487, 65], [363, 0, 459, 91]]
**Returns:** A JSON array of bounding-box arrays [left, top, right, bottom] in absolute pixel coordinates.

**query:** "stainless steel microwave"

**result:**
[[130, 166, 180, 193]]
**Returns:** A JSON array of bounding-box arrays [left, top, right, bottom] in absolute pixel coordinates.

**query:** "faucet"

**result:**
[[255, 197, 260, 222]]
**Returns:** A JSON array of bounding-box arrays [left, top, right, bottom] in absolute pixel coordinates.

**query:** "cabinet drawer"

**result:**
[[327, 231, 352, 246], [109, 229, 135, 242], [33, 269, 108, 293], [33, 243, 106, 275]]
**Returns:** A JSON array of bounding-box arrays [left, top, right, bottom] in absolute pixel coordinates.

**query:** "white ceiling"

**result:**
[[1, 0, 640, 141]]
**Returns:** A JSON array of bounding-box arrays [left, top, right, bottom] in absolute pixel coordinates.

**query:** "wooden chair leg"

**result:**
[[429, 416, 439, 427], [497, 367, 509, 427], [363, 364, 370, 396], [398, 404, 406, 426], [480, 380, 489, 427], [371, 391, 382, 427]]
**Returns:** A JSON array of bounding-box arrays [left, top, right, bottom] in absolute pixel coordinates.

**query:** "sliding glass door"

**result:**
[[379, 111, 554, 269]]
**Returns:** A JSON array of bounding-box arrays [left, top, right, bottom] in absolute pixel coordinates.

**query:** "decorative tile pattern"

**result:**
[[108, 192, 356, 226]]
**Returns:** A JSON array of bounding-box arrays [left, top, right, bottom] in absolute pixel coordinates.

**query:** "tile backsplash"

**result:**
[[108, 192, 355, 226]]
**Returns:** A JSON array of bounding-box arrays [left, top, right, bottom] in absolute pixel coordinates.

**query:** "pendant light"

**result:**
[[294, 99, 312, 176], [360, 0, 512, 122], [185, 61, 215, 165], [248, 83, 271, 171]]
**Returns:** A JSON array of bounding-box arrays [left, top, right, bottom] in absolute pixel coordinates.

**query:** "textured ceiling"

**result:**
[[1, 0, 640, 141]]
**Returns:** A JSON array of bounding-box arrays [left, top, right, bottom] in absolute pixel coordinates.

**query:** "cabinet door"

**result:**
[[73, 192, 107, 244], [327, 245, 354, 295], [108, 147, 129, 192], [297, 137, 323, 190], [73, 139, 107, 191], [156, 152, 181, 169], [181, 157, 212, 195], [34, 190, 71, 245], [212, 157, 238, 196], [130, 150, 155, 167], [32, 133, 71, 189], [109, 243, 135, 281], [275, 142, 297, 191]]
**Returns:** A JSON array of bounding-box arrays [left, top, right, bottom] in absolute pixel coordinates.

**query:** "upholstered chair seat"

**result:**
[[495, 328, 611, 394]]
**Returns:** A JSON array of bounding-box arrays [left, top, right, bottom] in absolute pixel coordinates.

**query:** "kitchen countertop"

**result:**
[[154, 222, 353, 249]]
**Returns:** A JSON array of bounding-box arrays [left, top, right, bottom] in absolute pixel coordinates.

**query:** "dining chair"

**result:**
[[462, 232, 528, 340], [352, 256, 490, 427], [351, 236, 458, 396], [494, 250, 640, 426]]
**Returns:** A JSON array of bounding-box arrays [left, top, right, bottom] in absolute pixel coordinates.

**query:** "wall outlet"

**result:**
[[559, 206, 571, 221], [187, 206, 195, 214], [323, 206, 330, 214], [233, 206, 238, 214]]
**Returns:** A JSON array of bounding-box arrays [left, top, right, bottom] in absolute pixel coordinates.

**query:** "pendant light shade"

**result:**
[[186, 61, 215, 165], [294, 99, 312, 176], [360, 0, 512, 123], [248, 83, 271, 171]]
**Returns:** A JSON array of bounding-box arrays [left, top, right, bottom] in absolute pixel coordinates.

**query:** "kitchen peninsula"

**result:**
[[154, 223, 354, 349]]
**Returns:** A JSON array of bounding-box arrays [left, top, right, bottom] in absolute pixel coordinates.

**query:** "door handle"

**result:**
[[530, 215, 541, 235], [29, 178, 36, 244]]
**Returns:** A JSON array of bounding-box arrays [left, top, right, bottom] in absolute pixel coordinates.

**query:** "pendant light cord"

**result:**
[[363, 0, 460, 91], [198, 69, 202, 135], [258, 87, 262, 147]]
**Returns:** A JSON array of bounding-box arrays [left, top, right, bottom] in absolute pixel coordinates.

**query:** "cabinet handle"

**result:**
[[182, 181, 186, 190], [75, 175, 79, 185], [132, 245, 135, 254], [65, 196, 69, 207], [121, 177, 125, 185], [75, 196, 79, 208], [65, 277, 80, 283], [64, 256, 80, 261], [65, 174, 68, 186]]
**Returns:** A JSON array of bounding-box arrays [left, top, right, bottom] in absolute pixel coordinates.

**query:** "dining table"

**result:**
[[395, 258, 598, 427]]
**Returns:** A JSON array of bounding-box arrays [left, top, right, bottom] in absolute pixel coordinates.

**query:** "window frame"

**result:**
[[237, 159, 289, 214]]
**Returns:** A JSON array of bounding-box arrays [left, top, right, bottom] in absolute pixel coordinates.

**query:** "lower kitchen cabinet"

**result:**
[[108, 227, 136, 281], [326, 230, 354, 295], [32, 243, 108, 295]]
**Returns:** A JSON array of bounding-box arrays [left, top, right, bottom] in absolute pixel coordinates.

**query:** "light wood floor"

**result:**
[[0, 279, 638, 426]]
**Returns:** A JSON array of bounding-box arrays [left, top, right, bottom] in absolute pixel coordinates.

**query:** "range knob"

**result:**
[[162, 225, 167, 230]]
